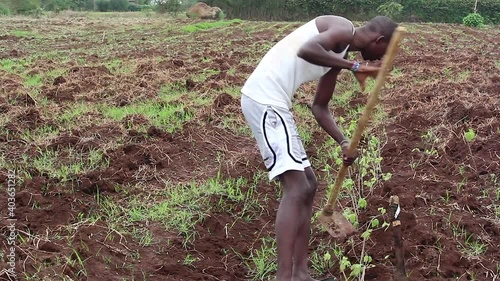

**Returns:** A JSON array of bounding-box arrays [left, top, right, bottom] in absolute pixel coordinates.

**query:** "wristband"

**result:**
[[351, 62, 360, 72], [340, 139, 349, 146]]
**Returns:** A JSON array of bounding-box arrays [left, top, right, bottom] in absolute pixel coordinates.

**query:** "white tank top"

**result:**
[[241, 16, 355, 109]]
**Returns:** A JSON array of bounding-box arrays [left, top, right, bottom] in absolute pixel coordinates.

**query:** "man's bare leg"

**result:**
[[292, 167, 318, 281], [275, 170, 315, 281]]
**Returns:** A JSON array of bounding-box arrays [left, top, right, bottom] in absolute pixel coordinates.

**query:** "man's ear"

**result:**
[[375, 35, 385, 44]]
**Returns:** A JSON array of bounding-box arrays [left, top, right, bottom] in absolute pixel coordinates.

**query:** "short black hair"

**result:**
[[367, 16, 398, 42]]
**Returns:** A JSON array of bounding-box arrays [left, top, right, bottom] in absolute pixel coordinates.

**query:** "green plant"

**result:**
[[96, 0, 110, 11], [183, 253, 199, 267], [182, 19, 242, 33], [463, 12, 485, 27], [244, 237, 277, 280], [459, 234, 488, 257], [310, 244, 336, 276], [0, 2, 11, 15], [128, 3, 140, 11], [377, 2, 404, 20], [7, 0, 41, 14], [464, 128, 476, 142], [218, 10, 226, 20], [155, 0, 181, 14], [108, 0, 129, 11]]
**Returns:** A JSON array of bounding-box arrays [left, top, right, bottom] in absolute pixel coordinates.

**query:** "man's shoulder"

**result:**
[[316, 15, 354, 32]]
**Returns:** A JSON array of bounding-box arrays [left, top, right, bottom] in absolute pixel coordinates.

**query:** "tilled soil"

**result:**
[[0, 17, 499, 281]]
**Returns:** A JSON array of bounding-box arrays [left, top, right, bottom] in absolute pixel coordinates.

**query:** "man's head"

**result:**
[[361, 16, 398, 61]]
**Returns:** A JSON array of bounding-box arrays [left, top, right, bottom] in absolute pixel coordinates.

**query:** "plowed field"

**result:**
[[0, 13, 499, 281]]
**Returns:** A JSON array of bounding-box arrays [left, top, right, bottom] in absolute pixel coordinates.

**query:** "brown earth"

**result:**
[[0, 17, 499, 281]]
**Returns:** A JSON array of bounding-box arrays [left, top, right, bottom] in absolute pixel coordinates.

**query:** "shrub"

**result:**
[[109, 0, 128, 11], [401, 0, 498, 24], [217, 10, 225, 20], [96, 0, 110, 11], [69, 0, 94, 11], [377, 2, 403, 20], [42, 0, 71, 12], [9, 0, 41, 14], [463, 12, 484, 27], [128, 4, 140, 11], [0, 3, 11, 15], [155, 0, 181, 14], [139, 4, 153, 11]]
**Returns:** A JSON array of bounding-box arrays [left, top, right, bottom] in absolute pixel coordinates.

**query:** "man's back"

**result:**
[[241, 15, 354, 109]]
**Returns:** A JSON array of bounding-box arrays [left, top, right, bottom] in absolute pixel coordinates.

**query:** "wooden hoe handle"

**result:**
[[322, 26, 407, 215]]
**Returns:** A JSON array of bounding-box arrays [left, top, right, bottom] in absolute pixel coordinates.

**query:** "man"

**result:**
[[240, 15, 398, 281]]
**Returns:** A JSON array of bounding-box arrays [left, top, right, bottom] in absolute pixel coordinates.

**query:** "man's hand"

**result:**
[[353, 64, 380, 92], [341, 141, 359, 166]]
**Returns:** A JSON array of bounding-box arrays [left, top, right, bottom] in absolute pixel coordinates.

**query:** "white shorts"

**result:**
[[241, 94, 311, 181]]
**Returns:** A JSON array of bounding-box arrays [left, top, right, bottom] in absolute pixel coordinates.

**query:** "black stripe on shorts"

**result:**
[[262, 111, 277, 171]]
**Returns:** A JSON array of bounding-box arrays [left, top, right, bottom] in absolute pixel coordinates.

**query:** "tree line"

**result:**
[[0, 0, 498, 25], [203, 0, 498, 24], [0, 0, 153, 14]]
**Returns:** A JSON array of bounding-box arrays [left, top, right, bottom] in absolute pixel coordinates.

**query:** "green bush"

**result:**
[[60, 0, 493, 22], [0, 2, 11, 15], [377, 2, 403, 20], [109, 0, 128, 11], [96, 0, 109, 11], [463, 12, 484, 27], [139, 4, 153, 11], [69, 0, 94, 11], [155, 0, 181, 14], [8, 0, 41, 14], [41, 0, 71, 11], [128, 3, 140, 11], [401, 0, 499, 24]]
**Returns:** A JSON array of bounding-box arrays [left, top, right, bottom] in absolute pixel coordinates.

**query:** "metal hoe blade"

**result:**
[[318, 210, 356, 240]]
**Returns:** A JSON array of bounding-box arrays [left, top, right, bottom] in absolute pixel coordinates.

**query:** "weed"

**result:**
[[0, 58, 28, 73], [244, 237, 277, 280], [459, 234, 488, 257], [183, 253, 200, 267], [31, 148, 108, 185], [101, 101, 192, 133], [464, 128, 476, 142], [310, 242, 337, 276], [441, 189, 452, 204], [23, 74, 43, 88], [57, 103, 94, 127], [11, 30, 37, 38], [182, 19, 242, 33], [20, 125, 60, 145]]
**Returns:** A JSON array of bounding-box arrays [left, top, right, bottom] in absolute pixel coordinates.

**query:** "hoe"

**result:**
[[318, 26, 408, 239]]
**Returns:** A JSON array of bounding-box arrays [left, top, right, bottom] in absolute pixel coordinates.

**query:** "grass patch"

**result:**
[[99, 174, 260, 247], [159, 83, 212, 106], [454, 70, 470, 83], [190, 68, 220, 82], [243, 237, 277, 280], [0, 58, 29, 73], [23, 74, 43, 88], [29, 148, 108, 184], [11, 30, 37, 38], [104, 58, 135, 74], [101, 101, 193, 133], [331, 89, 355, 107], [182, 19, 242, 33], [20, 125, 60, 145], [57, 103, 95, 127]]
